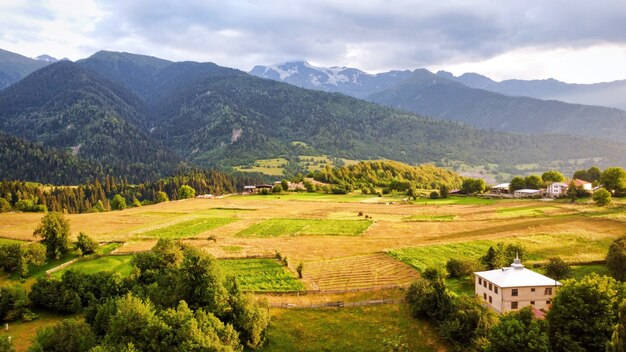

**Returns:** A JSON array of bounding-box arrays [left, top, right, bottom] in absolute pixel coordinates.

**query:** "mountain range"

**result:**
[[1, 48, 626, 184], [439, 71, 626, 111], [0, 48, 50, 90], [251, 61, 626, 141]]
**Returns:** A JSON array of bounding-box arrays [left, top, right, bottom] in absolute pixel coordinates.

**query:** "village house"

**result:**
[[572, 178, 593, 191], [474, 256, 561, 314], [546, 182, 569, 197]]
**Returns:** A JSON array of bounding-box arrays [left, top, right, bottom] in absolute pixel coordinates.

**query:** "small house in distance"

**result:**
[[572, 179, 592, 191], [490, 183, 510, 194], [513, 189, 541, 198], [546, 182, 569, 197], [474, 256, 561, 314]]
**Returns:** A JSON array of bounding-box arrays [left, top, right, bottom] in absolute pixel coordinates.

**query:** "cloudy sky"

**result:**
[[1, 0, 626, 83]]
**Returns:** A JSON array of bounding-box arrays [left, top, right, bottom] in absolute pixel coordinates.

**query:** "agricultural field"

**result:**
[[260, 304, 445, 352], [134, 217, 237, 239], [388, 231, 616, 272], [236, 218, 373, 238], [1, 191, 625, 350], [233, 157, 289, 176], [219, 258, 304, 291]]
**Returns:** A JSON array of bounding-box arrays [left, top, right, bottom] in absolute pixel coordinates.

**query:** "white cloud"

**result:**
[[1, 0, 626, 83]]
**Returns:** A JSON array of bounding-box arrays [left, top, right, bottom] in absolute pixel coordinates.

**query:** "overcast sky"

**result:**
[[1, 0, 626, 83]]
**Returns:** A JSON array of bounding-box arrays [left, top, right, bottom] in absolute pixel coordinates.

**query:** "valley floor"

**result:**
[[0, 192, 624, 350]]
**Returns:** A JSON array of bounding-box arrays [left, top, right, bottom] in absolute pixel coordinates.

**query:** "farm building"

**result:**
[[513, 189, 541, 198], [243, 185, 257, 193], [490, 183, 510, 194], [546, 182, 569, 197], [474, 256, 561, 314]]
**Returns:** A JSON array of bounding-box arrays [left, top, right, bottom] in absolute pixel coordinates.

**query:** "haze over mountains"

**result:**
[[251, 61, 626, 141], [1, 48, 626, 184]]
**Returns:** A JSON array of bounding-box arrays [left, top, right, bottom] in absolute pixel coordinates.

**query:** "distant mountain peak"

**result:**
[[35, 54, 58, 63]]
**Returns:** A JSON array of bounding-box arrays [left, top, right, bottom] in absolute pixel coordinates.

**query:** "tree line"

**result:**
[[0, 170, 259, 214]]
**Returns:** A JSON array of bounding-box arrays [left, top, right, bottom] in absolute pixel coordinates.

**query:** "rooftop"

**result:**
[[492, 183, 510, 189], [514, 189, 541, 193], [475, 257, 561, 288]]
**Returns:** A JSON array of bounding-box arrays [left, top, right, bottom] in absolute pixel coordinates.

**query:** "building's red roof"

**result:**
[[572, 179, 591, 187]]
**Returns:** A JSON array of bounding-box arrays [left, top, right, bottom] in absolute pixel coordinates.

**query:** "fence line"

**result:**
[[269, 298, 402, 309], [255, 283, 410, 296]]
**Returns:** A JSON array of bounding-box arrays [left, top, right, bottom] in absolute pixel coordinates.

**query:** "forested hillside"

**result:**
[[77, 52, 626, 170], [311, 160, 464, 190], [0, 61, 185, 182], [0, 132, 105, 184]]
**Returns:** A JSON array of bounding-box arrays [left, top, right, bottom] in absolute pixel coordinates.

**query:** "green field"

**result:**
[[0, 238, 27, 245], [260, 304, 444, 352], [496, 205, 559, 218], [388, 232, 615, 272], [236, 219, 373, 238], [135, 217, 236, 239], [53, 255, 134, 277], [413, 196, 495, 205], [233, 157, 288, 176], [402, 214, 456, 222], [219, 259, 304, 291]]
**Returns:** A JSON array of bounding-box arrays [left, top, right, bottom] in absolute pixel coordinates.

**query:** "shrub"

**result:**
[[296, 263, 304, 279], [593, 189, 612, 206], [446, 259, 478, 278], [155, 191, 169, 203], [75, 232, 99, 255], [544, 257, 570, 281], [110, 194, 126, 211], [429, 191, 439, 199], [177, 185, 196, 199], [607, 236, 626, 281]]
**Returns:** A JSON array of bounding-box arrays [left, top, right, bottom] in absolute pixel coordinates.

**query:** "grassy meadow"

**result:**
[[260, 304, 445, 352], [134, 217, 237, 239]]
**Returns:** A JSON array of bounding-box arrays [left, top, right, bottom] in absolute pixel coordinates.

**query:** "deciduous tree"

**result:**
[[547, 274, 623, 351], [33, 212, 71, 259], [607, 236, 626, 281]]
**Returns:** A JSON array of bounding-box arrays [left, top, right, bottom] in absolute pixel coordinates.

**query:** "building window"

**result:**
[[511, 302, 518, 309], [494, 286, 498, 294], [489, 296, 492, 303], [512, 289, 518, 297], [530, 301, 535, 305], [531, 288, 535, 292], [547, 300, 551, 305], [483, 293, 487, 300], [483, 281, 487, 288], [489, 283, 492, 291], [545, 288, 553, 295], [478, 278, 482, 285]]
